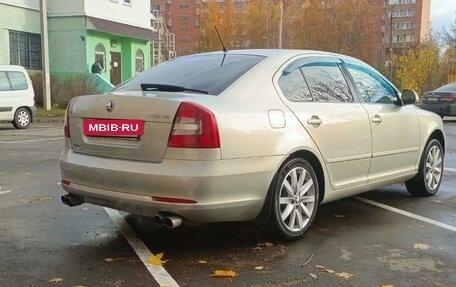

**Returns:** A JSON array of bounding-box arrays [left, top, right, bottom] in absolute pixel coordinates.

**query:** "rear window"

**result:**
[[435, 83, 456, 92], [114, 53, 266, 95]]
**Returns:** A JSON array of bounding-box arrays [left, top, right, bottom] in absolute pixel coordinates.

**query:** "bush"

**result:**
[[30, 73, 102, 108]]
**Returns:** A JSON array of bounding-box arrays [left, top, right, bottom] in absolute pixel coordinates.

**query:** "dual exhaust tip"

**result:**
[[61, 193, 182, 229], [154, 214, 182, 229]]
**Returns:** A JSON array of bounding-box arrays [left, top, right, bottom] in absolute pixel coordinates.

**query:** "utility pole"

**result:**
[[40, 0, 51, 110], [389, 1, 400, 81], [278, 1, 283, 49]]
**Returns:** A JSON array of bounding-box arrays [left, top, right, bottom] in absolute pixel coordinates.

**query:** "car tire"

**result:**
[[269, 158, 319, 241], [405, 139, 444, 196], [12, 107, 31, 129]]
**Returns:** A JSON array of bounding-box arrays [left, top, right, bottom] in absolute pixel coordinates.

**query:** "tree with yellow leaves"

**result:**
[[394, 40, 445, 98]]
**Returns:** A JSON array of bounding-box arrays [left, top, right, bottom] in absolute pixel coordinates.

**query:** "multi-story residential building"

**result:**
[[376, 0, 431, 66], [0, 0, 156, 85], [151, 0, 198, 57]]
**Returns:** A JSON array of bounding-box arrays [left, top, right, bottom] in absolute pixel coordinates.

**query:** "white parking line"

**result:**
[[355, 196, 456, 232], [0, 190, 11, 195], [104, 208, 180, 287], [445, 167, 456, 173], [0, 137, 63, 144]]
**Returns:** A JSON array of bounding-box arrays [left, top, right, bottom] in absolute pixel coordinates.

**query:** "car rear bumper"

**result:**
[[417, 103, 456, 116], [60, 149, 282, 223]]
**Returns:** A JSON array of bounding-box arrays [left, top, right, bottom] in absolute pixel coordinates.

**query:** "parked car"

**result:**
[[60, 50, 445, 240], [0, 65, 36, 129], [418, 82, 456, 118]]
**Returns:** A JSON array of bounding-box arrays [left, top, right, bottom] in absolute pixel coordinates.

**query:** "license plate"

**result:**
[[427, 98, 438, 102], [83, 119, 144, 137]]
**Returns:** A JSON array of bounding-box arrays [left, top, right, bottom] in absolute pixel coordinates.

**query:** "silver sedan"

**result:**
[[60, 50, 445, 240]]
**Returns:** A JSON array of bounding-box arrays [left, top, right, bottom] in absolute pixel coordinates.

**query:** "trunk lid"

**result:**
[[68, 92, 183, 162]]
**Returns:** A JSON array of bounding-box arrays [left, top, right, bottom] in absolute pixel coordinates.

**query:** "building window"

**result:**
[[179, 37, 189, 43], [178, 26, 189, 31], [94, 43, 106, 71], [179, 15, 189, 20], [124, 0, 131, 6], [9, 30, 42, 70], [135, 49, 145, 74], [179, 4, 189, 8]]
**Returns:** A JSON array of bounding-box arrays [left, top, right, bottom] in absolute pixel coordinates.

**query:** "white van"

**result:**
[[0, 65, 36, 129]]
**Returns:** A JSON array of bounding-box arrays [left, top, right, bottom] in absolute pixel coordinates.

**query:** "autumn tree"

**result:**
[[394, 39, 445, 98]]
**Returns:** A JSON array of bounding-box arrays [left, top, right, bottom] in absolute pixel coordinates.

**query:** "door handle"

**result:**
[[307, 116, 322, 127], [371, 115, 382, 124]]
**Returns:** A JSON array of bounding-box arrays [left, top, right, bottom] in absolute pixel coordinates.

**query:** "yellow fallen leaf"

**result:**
[[316, 264, 334, 274], [104, 258, 114, 262], [252, 247, 262, 250], [198, 260, 208, 264], [310, 273, 318, 279], [74, 285, 87, 287], [335, 272, 353, 279], [257, 242, 273, 248], [413, 243, 430, 250], [334, 214, 344, 218], [210, 270, 238, 277], [254, 266, 264, 270], [37, 197, 52, 201], [148, 253, 169, 266], [379, 285, 395, 287], [49, 277, 63, 283]]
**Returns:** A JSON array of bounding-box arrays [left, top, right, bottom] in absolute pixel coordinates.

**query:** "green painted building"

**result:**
[[0, 0, 157, 87]]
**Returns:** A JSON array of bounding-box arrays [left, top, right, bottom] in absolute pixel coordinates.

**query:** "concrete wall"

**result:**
[[48, 17, 87, 74], [0, 2, 40, 65], [0, 0, 39, 10], [47, 0, 152, 29]]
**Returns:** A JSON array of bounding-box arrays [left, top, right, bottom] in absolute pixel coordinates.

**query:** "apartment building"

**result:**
[[376, 0, 431, 65], [151, 0, 198, 57]]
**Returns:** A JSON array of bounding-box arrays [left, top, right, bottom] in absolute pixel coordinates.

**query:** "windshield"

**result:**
[[114, 53, 266, 95]]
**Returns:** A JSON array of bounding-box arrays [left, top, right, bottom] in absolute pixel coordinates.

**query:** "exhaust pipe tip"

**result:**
[[163, 215, 182, 229], [61, 194, 84, 207]]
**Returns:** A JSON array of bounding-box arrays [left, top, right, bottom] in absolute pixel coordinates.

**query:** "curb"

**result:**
[[34, 116, 65, 124]]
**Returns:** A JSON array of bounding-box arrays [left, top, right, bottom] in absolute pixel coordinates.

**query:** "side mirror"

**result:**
[[401, 89, 417, 105]]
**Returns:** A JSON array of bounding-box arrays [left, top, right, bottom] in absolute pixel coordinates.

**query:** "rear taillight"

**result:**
[[64, 105, 70, 138], [440, 95, 456, 102], [168, 102, 220, 148]]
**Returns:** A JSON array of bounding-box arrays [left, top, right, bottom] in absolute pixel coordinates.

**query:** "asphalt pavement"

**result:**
[[1, 120, 456, 287]]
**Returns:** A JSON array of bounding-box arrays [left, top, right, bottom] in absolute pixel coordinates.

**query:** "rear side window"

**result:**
[[114, 54, 266, 95], [278, 69, 312, 102], [0, 71, 28, 91], [8, 72, 28, 90], [300, 63, 353, 103], [435, 83, 456, 92]]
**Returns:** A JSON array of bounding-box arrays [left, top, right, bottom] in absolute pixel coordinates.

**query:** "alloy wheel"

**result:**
[[279, 167, 316, 232], [425, 145, 443, 190]]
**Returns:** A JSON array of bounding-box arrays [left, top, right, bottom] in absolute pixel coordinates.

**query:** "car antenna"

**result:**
[[214, 25, 227, 66]]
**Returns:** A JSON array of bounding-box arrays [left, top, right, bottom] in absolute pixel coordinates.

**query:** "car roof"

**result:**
[[0, 65, 28, 72], [191, 49, 340, 58]]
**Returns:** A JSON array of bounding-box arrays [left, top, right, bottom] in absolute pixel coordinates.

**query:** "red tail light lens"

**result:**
[[168, 102, 220, 148], [440, 95, 456, 102], [64, 105, 70, 138]]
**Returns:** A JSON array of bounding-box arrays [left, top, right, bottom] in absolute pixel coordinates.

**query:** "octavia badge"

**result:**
[[105, 100, 115, 112]]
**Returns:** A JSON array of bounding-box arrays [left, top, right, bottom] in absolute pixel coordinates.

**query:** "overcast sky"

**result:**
[[430, 0, 456, 31]]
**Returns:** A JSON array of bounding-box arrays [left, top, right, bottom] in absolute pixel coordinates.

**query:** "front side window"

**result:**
[[345, 63, 397, 104], [300, 63, 353, 103], [135, 49, 145, 74]]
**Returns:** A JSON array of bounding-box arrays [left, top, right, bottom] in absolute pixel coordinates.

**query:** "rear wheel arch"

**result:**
[[255, 149, 325, 224], [429, 129, 445, 153]]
